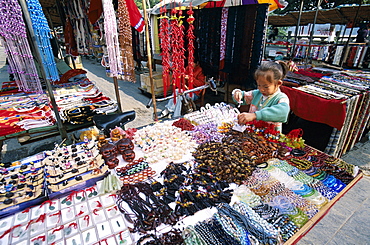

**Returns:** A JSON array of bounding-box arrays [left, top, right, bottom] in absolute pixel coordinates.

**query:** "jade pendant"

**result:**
[[64, 227, 72, 236]]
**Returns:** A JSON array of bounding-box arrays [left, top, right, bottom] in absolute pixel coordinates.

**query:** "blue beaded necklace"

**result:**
[[25, 0, 59, 82]]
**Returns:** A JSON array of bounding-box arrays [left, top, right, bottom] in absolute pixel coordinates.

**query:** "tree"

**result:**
[[273, 0, 370, 15], [134, 0, 161, 10]]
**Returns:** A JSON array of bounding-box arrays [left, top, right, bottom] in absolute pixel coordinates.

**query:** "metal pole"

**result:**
[[306, 0, 323, 66], [142, 0, 158, 121], [336, 24, 344, 44], [18, 0, 69, 141], [340, 1, 362, 67], [113, 76, 123, 113], [291, 0, 305, 60]]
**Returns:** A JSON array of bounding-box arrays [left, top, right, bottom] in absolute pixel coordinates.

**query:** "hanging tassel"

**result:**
[[187, 5, 195, 96], [159, 6, 171, 97]]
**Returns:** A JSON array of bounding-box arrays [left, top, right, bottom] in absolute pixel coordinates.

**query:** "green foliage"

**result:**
[[273, 0, 368, 15], [134, 0, 161, 10]]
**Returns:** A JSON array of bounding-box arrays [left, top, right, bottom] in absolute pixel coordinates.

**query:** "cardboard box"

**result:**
[[140, 72, 171, 96], [140, 72, 164, 89]]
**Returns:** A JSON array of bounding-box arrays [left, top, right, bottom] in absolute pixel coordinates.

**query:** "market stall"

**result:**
[[0, 103, 363, 244], [0, 0, 367, 243], [0, 0, 124, 151], [281, 68, 370, 158]]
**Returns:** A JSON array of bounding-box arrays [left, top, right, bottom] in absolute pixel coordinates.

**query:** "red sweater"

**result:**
[[187, 66, 205, 96]]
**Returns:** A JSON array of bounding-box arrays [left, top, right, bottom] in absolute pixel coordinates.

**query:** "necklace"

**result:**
[[26, 0, 59, 82], [103, 0, 121, 78], [117, 0, 135, 82], [0, 0, 43, 92]]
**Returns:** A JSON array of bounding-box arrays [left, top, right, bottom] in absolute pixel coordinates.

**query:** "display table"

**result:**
[[281, 70, 370, 158], [281, 86, 346, 130], [0, 104, 363, 244]]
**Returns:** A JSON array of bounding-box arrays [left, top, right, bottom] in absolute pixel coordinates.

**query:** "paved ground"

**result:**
[[1, 51, 370, 244]]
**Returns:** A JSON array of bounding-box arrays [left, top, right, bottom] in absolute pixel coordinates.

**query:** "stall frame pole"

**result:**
[[340, 1, 362, 67], [306, 0, 322, 66], [142, 0, 158, 121], [113, 76, 123, 113], [18, 0, 69, 141], [291, 0, 304, 60]]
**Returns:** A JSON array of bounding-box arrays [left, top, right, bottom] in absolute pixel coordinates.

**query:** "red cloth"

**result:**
[[204, 0, 226, 8], [64, 19, 78, 57], [88, 0, 103, 25], [281, 86, 346, 130], [0, 105, 54, 137], [186, 65, 205, 96], [56, 69, 87, 84], [125, 0, 145, 32], [295, 69, 330, 79]]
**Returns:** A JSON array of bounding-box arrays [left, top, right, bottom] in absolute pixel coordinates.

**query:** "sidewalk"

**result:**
[[1, 53, 370, 244], [298, 138, 370, 245]]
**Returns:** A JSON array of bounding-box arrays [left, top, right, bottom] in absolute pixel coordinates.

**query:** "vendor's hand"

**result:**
[[233, 90, 242, 103], [184, 75, 189, 79], [237, 113, 256, 125]]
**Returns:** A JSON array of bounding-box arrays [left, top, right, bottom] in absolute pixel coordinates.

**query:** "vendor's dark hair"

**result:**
[[254, 61, 288, 84]]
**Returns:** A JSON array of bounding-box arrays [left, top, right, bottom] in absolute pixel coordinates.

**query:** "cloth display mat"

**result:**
[[0, 82, 56, 137], [281, 86, 346, 130]]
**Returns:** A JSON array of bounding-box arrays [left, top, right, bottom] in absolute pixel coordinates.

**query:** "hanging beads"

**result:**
[[102, 0, 121, 78], [25, 0, 59, 82], [0, 0, 43, 92], [186, 5, 195, 93], [117, 0, 136, 82]]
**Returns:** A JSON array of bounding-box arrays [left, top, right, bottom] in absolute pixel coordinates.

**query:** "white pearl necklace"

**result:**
[[133, 121, 197, 163]]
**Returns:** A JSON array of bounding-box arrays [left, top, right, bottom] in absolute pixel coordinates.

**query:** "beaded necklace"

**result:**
[[207, 217, 241, 245], [0, 0, 43, 93], [234, 202, 278, 237], [217, 203, 277, 245], [194, 222, 222, 245], [25, 0, 59, 82], [117, 0, 135, 82], [102, 0, 121, 78], [183, 225, 208, 245]]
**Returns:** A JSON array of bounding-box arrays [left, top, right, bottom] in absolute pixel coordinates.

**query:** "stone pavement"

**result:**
[[298, 139, 370, 245], [1, 52, 370, 244]]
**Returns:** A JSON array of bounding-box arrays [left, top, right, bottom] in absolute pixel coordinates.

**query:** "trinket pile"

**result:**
[[133, 121, 197, 163], [0, 112, 361, 245], [0, 153, 45, 213], [44, 141, 108, 195]]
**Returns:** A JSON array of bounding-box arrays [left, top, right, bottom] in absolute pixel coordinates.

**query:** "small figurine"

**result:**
[[116, 138, 134, 155], [99, 143, 118, 160], [97, 134, 108, 149], [110, 127, 125, 142], [122, 150, 135, 162]]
